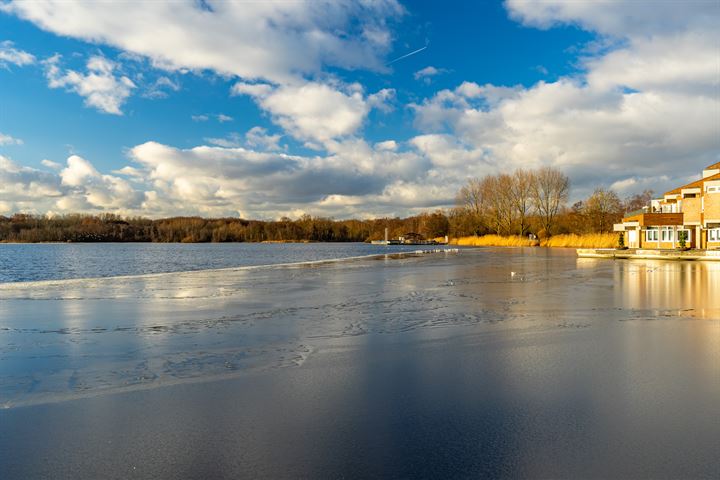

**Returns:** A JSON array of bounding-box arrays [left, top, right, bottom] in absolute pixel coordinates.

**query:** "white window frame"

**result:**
[[660, 226, 674, 242], [705, 186, 720, 194], [709, 228, 720, 242], [645, 227, 659, 242]]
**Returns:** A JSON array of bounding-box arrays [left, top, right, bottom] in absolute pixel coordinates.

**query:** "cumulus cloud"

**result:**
[[232, 81, 371, 144], [2, 0, 404, 84], [0, 40, 35, 67], [0, 155, 63, 214], [44, 55, 136, 115], [0, 132, 23, 146]]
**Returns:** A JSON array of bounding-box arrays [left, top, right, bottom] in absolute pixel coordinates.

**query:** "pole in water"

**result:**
[[385, 228, 389, 243]]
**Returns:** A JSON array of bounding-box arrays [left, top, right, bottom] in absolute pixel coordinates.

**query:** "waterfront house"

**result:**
[[614, 162, 720, 249]]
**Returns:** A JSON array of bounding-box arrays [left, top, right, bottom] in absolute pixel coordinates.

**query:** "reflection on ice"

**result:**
[[0, 249, 718, 409], [615, 260, 720, 318]]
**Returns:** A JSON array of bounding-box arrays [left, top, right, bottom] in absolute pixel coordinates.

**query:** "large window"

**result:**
[[646, 227, 658, 242], [660, 227, 674, 242], [709, 228, 720, 242]]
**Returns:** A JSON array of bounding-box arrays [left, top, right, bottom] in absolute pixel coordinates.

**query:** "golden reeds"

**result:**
[[451, 233, 618, 249], [452, 235, 539, 247]]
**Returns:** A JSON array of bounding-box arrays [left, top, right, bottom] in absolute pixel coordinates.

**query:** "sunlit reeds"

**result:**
[[452, 233, 618, 249], [452, 235, 539, 247], [540, 233, 618, 248]]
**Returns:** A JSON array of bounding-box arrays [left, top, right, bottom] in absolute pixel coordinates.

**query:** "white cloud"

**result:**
[[0, 132, 23, 146], [0, 155, 63, 214], [0, 40, 35, 67], [44, 55, 136, 115], [3, 1, 404, 84], [230, 82, 273, 97], [245, 127, 283, 151], [41, 159, 61, 169], [143, 76, 180, 99], [205, 132, 243, 149], [191, 113, 234, 123], [367, 88, 396, 113], [585, 32, 720, 95], [60, 155, 101, 186], [414, 65, 448, 83], [505, 0, 718, 37], [375, 140, 397, 151], [232, 81, 370, 143]]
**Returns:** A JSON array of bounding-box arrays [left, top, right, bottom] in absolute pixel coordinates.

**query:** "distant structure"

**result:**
[[371, 230, 448, 246], [614, 162, 720, 249]]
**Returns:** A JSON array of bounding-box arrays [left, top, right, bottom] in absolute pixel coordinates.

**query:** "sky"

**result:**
[[1, 0, 718, 219]]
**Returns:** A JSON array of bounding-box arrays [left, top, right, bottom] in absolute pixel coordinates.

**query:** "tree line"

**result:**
[[0, 212, 451, 243]]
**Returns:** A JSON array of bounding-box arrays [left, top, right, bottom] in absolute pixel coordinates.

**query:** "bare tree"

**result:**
[[624, 189, 654, 213], [510, 169, 534, 235], [531, 166, 569, 236], [584, 188, 624, 233], [456, 178, 484, 216], [456, 178, 487, 234]]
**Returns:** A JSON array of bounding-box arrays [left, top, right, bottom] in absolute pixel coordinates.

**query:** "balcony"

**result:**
[[622, 211, 684, 226]]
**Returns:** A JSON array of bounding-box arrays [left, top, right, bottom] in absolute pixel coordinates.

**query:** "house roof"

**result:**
[[706, 162, 720, 170], [665, 172, 720, 196]]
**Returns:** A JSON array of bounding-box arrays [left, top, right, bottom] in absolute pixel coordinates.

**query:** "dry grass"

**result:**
[[451, 233, 618, 249], [541, 233, 618, 248], [453, 235, 539, 247]]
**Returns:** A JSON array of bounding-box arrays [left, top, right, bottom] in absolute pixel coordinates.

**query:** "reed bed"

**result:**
[[541, 233, 618, 248], [452, 233, 618, 249], [453, 235, 539, 247]]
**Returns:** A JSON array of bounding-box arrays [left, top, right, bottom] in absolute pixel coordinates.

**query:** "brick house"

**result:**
[[614, 162, 720, 249]]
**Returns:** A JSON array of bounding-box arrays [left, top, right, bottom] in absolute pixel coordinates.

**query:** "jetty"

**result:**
[[577, 248, 720, 261]]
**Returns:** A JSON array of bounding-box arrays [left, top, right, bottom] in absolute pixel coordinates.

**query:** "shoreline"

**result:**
[[0, 247, 460, 288], [577, 247, 720, 261]]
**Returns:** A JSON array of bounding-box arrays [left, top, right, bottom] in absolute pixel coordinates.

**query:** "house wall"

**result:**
[[682, 197, 702, 223], [704, 192, 720, 222]]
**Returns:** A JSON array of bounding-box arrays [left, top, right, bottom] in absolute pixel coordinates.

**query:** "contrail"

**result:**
[[386, 45, 428, 65]]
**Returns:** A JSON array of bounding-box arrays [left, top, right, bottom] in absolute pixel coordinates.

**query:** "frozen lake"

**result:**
[[1, 247, 718, 478]]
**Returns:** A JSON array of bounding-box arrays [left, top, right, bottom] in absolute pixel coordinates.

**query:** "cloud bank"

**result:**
[[1, 0, 718, 218]]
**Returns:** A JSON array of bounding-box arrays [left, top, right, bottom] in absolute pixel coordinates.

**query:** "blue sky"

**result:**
[[1, 1, 718, 219]]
